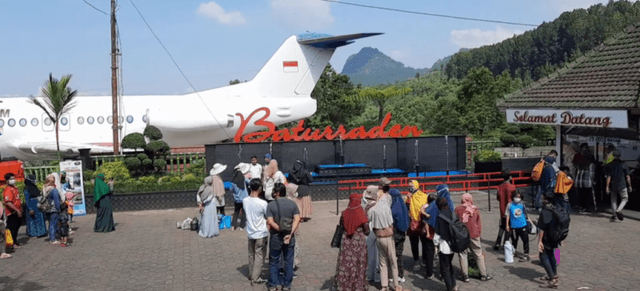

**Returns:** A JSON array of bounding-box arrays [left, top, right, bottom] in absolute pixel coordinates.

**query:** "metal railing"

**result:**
[[24, 166, 60, 182]]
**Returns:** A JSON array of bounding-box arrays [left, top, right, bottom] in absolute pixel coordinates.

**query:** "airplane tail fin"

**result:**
[[251, 33, 382, 97]]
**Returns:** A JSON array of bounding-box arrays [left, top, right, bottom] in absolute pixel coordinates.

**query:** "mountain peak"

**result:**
[[341, 47, 429, 86]]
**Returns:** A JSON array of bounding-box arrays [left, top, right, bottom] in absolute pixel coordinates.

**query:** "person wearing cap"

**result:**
[[23, 175, 47, 238], [604, 150, 631, 221], [230, 163, 251, 231], [210, 163, 228, 215]]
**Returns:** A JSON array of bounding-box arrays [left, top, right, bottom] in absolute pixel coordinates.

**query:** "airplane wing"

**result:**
[[16, 141, 113, 155]]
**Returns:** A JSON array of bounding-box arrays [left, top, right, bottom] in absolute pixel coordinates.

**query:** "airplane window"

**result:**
[[118, 116, 124, 123], [142, 115, 147, 123], [8, 118, 16, 127], [19, 118, 27, 127], [44, 118, 52, 126], [87, 116, 95, 124], [107, 116, 113, 124], [31, 118, 39, 126], [97, 116, 104, 124], [78, 117, 85, 125], [61, 117, 68, 126], [0, 119, 4, 127], [127, 115, 134, 124]]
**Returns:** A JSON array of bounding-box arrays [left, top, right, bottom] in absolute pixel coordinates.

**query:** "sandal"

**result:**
[[459, 274, 470, 282], [539, 278, 558, 289], [0, 253, 12, 259], [480, 275, 493, 281]]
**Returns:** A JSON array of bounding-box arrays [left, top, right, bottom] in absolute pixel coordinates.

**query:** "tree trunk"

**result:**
[[55, 122, 61, 161]]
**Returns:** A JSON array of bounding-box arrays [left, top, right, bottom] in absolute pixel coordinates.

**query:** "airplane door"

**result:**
[[59, 113, 70, 131], [42, 113, 54, 132]]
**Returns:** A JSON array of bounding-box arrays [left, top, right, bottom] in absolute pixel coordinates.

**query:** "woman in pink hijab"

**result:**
[[454, 193, 493, 283]]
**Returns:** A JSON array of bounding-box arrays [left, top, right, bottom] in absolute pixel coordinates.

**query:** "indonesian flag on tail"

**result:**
[[283, 61, 298, 73]]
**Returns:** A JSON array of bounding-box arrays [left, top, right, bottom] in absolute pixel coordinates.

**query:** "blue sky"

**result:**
[[0, 0, 609, 96]]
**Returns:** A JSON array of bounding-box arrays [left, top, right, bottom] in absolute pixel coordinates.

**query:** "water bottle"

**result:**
[[504, 240, 514, 263]]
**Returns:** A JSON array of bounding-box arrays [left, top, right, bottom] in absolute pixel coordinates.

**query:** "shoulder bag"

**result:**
[[330, 217, 344, 248], [276, 199, 293, 234]]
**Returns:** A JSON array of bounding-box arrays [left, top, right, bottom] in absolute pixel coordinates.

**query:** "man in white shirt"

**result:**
[[243, 178, 269, 285], [249, 156, 263, 180]]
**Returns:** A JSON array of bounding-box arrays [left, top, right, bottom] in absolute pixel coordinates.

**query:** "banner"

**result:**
[[506, 109, 628, 129], [59, 160, 87, 216]]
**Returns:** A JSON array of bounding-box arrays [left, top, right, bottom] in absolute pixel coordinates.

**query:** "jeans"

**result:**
[[45, 212, 59, 242], [232, 202, 246, 229], [269, 233, 295, 289], [439, 253, 456, 291], [248, 237, 267, 282], [611, 188, 629, 215], [539, 248, 557, 279], [511, 227, 529, 255], [393, 228, 406, 278]]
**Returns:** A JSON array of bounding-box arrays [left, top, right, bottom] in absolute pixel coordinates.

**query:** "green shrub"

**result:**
[[137, 153, 149, 161], [169, 176, 182, 184], [96, 160, 131, 180], [473, 150, 501, 163], [153, 159, 167, 171], [500, 134, 517, 147], [185, 159, 206, 176], [142, 158, 153, 166], [124, 156, 142, 170], [144, 125, 163, 141], [516, 135, 535, 149], [146, 140, 170, 155], [183, 174, 198, 182], [138, 176, 158, 184], [83, 170, 95, 181], [121, 133, 146, 150]]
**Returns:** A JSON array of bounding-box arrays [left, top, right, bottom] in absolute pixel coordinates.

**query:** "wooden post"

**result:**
[[111, 0, 120, 155]]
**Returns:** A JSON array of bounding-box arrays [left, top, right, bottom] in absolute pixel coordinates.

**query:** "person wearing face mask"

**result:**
[[3, 173, 23, 249], [505, 191, 533, 262]]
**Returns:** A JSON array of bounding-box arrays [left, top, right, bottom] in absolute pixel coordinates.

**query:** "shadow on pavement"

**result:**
[[503, 265, 545, 281], [0, 276, 46, 291]]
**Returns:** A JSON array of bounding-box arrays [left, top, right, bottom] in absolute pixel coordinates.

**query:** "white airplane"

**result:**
[[0, 32, 381, 161]]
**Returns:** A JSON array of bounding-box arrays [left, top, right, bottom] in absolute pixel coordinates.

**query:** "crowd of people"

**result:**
[[1, 171, 116, 258]]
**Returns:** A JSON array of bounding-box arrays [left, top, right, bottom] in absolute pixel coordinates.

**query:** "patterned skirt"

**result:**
[[334, 229, 369, 291], [296, 196, 313, 219]]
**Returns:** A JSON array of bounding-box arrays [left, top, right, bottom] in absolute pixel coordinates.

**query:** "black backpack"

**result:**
[[438, 213, 470, 253], [548, 206, 570, 244]]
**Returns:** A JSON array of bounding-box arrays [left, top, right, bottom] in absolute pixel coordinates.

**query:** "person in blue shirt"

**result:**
[[43, 174, 62, 244], [230, 163, 251, 231], [506, 191, 533, 262]]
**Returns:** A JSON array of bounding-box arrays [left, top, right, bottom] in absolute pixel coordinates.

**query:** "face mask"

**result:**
[[8, 179, 16, 185], [513, 198, 521, 203]]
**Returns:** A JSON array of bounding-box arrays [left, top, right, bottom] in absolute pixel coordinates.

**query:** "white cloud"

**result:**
[[545, 0, 607, 15], [270, 0, 334, 31], [450, 26, 524, 48], [197, 2, 246, 26]]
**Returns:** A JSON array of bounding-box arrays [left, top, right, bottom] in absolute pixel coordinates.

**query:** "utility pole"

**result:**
[[111, 0, 120, 155]]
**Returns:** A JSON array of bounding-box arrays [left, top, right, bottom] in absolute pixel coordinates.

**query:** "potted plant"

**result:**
[[473, 150, 502, 173]]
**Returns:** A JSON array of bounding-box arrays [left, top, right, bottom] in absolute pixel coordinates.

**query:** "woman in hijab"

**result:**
[[263, 160, 285, 201], [334, 193, 370, 291], [424, 184, 455, 229], [197, 176, 220, 238], [210, 163, 227, 215], [23, 175, 47, 237], [362, 186, 380, 283], [230, 163, 250, 230], [42, 174, 62, 243], [434, 197, 457, 291], [390, 189, 410, 283], [288, 160, 314, 222], [455, 193, 492, 283], [366, 185, 402, 291], [407, 180, 429, 272], [93, 174, 115, 233]]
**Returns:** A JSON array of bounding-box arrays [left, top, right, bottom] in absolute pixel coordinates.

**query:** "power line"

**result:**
[[320, 0, 538, 27], [82, 0, 109, 16], [128, 0, 232, 140]]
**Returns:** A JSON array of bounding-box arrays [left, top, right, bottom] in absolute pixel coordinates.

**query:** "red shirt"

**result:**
[[455, 205, 482, 239], [3, 186, 22, 216], [496, 182, 514, 218]]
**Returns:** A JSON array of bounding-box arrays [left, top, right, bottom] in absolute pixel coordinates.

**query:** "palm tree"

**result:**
[[28, 73, 78, 160], [345, 86, 412, 123]]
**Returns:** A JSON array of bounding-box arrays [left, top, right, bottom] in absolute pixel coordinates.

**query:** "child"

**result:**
[[58, 203, 70, 247], [506, 191, 533, 262]]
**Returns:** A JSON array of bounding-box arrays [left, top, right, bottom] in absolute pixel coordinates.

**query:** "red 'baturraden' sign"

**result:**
[[234, 107, 423, 143]]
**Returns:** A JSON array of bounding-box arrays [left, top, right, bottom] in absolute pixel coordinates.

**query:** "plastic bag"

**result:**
[[179, 217, 192, 230], [5, 230, 13, 247], [504, 240, 514, 263]]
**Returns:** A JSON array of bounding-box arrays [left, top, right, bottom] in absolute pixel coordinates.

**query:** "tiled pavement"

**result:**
[[1, 191, 639, 291]]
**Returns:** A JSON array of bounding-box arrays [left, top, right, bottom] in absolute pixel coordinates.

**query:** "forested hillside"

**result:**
[[341, 47, 429, 86], [445, 0, 640, 80]]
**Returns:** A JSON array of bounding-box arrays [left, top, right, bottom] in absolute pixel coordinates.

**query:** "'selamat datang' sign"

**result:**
[[506, 109, 628, 129]]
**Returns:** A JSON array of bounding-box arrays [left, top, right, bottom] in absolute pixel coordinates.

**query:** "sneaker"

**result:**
[[398, 277, 405, 283], [493, 244, 500, 251], [292, 271, 299, 279], [459, 274, 470, 283], [413, 262, 421, 271], [617, 211, 624, 221], [252, 278, 267, 284], [425, 274, 435, 280], [519, 255, 530, 262], [611, 215, 617, 221]]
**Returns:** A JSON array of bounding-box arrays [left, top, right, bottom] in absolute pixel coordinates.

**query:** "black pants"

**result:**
[[393, 227, 406, 278], [409, 234, 435, 277], [578, 187, 595, 211], [6, 213, 22, 245], [232, 202, 246, 229], [495, 217, 509, 247], [439, 253, 456, 291], [511, 227, 529, 255], [217, 206, 225, 216]]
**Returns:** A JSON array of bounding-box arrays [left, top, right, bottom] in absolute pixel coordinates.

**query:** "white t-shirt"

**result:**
[[263, 171, 285, 201], [249, 163, 263, 180], [242, 196, 269, 240]]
